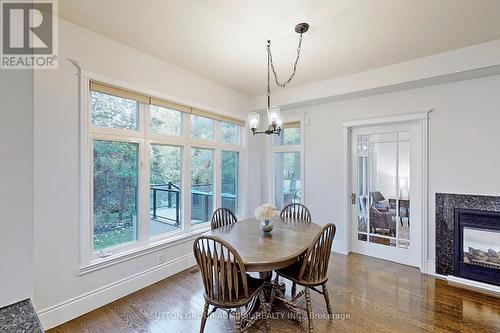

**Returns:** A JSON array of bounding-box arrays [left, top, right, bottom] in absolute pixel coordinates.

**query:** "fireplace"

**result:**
[[454, 208, 500, 286]]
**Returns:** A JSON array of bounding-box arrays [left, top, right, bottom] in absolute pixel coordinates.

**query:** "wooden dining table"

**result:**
[[201, 217, 323, 328], [202, 217, 323, 274]]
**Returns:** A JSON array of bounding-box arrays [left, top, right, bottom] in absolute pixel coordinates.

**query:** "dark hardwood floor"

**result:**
[[48, 253, 500, 333]]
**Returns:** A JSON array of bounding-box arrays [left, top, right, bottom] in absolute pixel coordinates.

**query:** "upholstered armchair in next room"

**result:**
[[369, 206, 396, 236]]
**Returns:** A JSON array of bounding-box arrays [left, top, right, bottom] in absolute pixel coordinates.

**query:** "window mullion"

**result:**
[[215, 121, 222, 211], [140, 103, 150, 244], [183, 112, 192, 233]]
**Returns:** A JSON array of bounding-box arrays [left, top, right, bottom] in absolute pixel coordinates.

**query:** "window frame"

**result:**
[[78, 68, 245, 271], [271, 119, 305, 209]]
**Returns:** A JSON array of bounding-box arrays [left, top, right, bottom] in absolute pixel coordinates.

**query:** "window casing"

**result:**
[[272, 121, 304, 210], [82, 77, 245, 266]]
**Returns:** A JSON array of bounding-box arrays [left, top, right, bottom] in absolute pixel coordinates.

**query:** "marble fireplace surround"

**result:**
[[435, 193, 500, 276]]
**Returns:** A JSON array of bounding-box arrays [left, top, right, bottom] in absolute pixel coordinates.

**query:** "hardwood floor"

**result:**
[[48, 253, 500, 333]]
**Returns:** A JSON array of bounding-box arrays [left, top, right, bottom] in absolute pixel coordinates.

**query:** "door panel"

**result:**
[[351, 123, 421, 268]]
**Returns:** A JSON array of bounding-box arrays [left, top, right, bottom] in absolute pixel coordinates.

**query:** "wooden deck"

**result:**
[[48, 253, 500, 332]]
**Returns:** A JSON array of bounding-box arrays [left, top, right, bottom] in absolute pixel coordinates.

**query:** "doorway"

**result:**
[[349, 121, 424, 268]]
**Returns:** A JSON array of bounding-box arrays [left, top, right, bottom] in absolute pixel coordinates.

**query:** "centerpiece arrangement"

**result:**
[[255, 203, 280, 235]]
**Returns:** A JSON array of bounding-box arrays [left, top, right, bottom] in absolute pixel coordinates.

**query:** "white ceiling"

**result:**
[[59, 0, 500, 96]]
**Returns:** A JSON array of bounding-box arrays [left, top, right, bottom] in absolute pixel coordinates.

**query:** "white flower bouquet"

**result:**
[[254, 203, 279, 221]]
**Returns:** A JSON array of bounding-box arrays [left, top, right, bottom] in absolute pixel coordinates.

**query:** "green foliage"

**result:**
[[91, 91, 138, 130], [191, 115, 214, 140], [191, 148, 213, 186], [221, 122, 240, 144], [150, 145, 182, 185], [150, 105, 182, 136], [93, 140, 138, 250]]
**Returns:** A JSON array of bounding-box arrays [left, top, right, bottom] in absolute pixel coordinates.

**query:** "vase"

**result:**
[[260, 219, 274, 234]]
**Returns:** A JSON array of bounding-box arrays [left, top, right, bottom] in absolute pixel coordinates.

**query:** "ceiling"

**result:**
[[59, 0, 500, 96]]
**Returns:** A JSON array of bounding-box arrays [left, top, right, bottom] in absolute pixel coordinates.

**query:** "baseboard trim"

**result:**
[[332, 240, 348, 255], [447, 275, 500, 297], [37, 253, 195, 330], [423, 260, 436, 275]]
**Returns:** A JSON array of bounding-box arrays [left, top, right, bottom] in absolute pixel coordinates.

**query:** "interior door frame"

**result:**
[[342, 111, 431, 273]]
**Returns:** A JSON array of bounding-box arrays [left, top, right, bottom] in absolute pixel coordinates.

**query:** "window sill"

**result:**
[[78, 226, 211, 276]]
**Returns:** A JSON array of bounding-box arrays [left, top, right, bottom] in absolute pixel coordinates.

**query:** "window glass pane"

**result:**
[[221, 122, 240, 144], [93, 140, 138, 251], [222, 151, 239, 214], [274, 152, 301, 209], [150, 105, 182, 136], [91, 91, 138, 130], [150, 144, 182, 237], [191, 148, 214, 224], [274, 126, 301, 146], [191, 115, 214, 141]]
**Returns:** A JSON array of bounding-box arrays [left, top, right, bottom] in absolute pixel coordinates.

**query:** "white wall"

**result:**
[[273, 74, 500, 264], [33, 19, 258, 328], [0, 70, 34, 308]]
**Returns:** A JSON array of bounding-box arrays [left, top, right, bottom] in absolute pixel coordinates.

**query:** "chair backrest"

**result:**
[[298, 223, 336, 284], [370, 191, 385, 203], [280, 203, 312, 222], [193, 236, 248, 304], [211, 208, 237, 230]]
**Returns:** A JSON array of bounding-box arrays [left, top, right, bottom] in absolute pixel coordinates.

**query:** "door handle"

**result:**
[[351, 193, 356, 205]]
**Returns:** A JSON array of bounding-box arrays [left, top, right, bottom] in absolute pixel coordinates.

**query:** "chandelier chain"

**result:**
[[267, 33, 303, 88]]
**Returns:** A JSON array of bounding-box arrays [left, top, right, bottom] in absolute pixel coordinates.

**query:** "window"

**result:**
[[191, 115, 215, 141], [274, 122, 300, 146], [84, 79, 244, 264], [272, 121, 302, 210], [150, 105, 182, 136], [150, 144, 182, 237], [222, 151, 239, 214], [93, 140, 139, 251], [274, 152, 301, 209], [221, 122, 240, 145], [91, 91, 138, 130], [191, 148, 214, 225]]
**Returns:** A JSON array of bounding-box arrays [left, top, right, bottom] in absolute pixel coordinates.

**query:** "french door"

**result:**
[[350, 122, 422, 267]]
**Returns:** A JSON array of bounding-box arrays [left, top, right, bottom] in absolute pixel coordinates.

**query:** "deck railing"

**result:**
[[150, 183, 237, 226]]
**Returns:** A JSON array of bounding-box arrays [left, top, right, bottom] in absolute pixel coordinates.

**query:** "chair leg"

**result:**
[[305, 287, 314, 333], [235, 307, 241, 333], [259, 290, 270, 332], [199, 301, 209, 333], [291, 282, 297, 298], [322, 284, 332, 315]]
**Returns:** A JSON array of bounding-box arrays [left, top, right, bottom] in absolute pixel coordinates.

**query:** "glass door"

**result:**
[[351, 123, 421, 267]]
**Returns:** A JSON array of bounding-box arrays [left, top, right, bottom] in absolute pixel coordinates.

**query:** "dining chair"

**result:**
[[193, 236, 270, 333], [280, 203, 312, 222], [271, 223, 336, 333], [211, 208, 237, 230]]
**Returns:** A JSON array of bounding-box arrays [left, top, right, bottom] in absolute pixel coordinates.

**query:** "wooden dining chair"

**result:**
[[271, 223, 336, 333], [193, 236, 270, 333], [280, 203, 312, 222], [211, 208, 238, 230]]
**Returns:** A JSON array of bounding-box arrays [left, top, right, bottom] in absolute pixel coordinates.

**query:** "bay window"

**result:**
[[83, 78, 244, 265]]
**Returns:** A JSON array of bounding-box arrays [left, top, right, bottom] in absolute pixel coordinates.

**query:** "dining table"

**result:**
[[201, 217, 323, 327]]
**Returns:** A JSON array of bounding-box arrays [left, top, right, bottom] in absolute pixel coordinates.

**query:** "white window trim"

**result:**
[[270, 118, 305, 209], [74, 61, 245, 273]]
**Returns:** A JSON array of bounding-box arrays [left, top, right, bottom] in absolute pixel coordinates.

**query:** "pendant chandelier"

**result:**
[[248, 23, 309, 135]]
